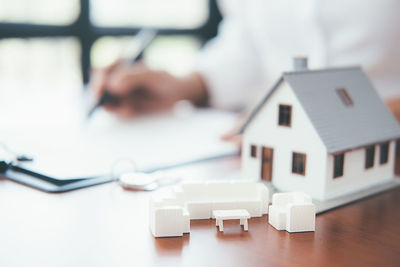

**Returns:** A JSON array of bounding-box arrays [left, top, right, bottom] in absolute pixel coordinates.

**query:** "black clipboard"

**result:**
[[0, 161, 113, 192], [0, 150, 238, 193]]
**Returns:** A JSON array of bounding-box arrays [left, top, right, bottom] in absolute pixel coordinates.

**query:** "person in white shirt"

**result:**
[[91, 0, 400, 120]]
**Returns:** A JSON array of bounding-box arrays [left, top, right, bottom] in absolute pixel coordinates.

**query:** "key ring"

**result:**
[[110, 158, 137, 181]]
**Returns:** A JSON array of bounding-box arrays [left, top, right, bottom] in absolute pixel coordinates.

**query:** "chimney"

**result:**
[[293, 57, 308, 71]]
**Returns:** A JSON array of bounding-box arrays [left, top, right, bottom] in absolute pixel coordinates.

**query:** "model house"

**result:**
[[149, 180, 269, 237], [239, 58, 400, 201]]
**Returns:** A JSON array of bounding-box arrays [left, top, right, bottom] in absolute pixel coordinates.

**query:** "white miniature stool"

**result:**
[[213, 209, 251, 232]]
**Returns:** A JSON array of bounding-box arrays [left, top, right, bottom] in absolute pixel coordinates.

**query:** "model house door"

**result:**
[[395, 140, 400, 176], [261, 147, 274, 181]]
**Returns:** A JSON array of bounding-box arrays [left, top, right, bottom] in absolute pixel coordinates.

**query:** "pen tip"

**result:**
[[87, 105, 98, 119]]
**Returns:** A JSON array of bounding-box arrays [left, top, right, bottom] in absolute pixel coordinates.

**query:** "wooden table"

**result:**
[[1, 156, 400, 267]]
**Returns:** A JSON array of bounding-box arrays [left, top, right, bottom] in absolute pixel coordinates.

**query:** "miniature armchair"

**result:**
[[268, 192, 315, 233]]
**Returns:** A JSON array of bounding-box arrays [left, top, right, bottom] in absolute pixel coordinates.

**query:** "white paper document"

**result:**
[[0, 90, 239, 178]]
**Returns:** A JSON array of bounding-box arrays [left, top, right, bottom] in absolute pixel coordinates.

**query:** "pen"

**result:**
[[87, 28, 158, 118]]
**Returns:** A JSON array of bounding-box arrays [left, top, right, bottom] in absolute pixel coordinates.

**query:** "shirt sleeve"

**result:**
[[195, 1, 266, 111]]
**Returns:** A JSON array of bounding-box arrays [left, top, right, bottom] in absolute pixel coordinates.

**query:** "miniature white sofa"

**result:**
[[149, 180, 269, 237], [176, 180, 269, 219], [268, 192, 315, 233]]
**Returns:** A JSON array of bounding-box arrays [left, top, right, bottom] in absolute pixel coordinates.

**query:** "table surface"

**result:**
[[1, 156, 400, 267]]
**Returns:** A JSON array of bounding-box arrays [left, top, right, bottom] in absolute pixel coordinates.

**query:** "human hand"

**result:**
[[90, 61, 208, 118], [220, 113, 248, 148], [386, 97, 400, 123]]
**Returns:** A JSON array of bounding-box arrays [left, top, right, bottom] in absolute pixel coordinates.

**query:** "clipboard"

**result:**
[[0, 161, 113, 192], [0, 103, 239, 193], [0, 150, 238, 193]]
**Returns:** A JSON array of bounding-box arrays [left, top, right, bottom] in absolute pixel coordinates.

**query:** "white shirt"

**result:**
[[197, 0, 400, 110]]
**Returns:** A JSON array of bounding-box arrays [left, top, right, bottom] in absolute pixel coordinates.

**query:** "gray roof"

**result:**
[[239, 67, 400, 153]]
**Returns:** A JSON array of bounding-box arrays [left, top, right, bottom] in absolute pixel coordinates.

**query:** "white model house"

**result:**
[[239, 58, 400, 201]]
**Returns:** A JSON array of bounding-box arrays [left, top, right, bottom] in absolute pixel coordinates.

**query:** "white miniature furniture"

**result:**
[[149, 180, 269, 237], [268, 192, 315, 233], [178, 180, 269, 219], [213, 209, 250, 232], [149, 197, 190, 237]]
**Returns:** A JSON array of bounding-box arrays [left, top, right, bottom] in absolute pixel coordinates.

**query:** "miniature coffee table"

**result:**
[[213, 209, 251, 232]]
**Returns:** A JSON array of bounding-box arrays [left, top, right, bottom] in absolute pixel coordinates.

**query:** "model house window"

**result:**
[[365, 145, 375, 169], [250, 145, 257, 158], [278, 105, 292, 127], [292, 152, 306, 175], [333, 153, 345, 178], [380, 142, 389, 164], [336, 88, 354, 106]]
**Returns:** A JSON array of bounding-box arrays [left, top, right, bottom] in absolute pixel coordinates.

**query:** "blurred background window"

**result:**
[[90, 0, 208, 29], [91, 36, 202, 76], [0, 0, 221, 93], [0, 38, 82, 92], [0, 0, 80, 25]]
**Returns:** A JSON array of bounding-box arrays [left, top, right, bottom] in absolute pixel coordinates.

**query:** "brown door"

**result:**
[[261, 147, 274, 181], [395, 140, 400, 176]]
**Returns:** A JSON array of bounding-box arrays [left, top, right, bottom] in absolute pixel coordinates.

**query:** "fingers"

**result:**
[[221, 134, 243, 148], [105, 64, 151, 96], [114, 105, 136, 119], [89, 59, 124, 98], [90, 64, 152, 117], [112, 93, 173, 118], [90, 68, 107, 98], [106, 59, 124, 73], [89, 62, 184, 118], [220, 113, 248, 148], [386, 97, 400, 122]]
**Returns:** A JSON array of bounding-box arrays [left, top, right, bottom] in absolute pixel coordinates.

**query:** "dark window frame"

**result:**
[[250, 145, 257, 158], [333, 153, 345, 178], [0, 0, 222, 84], [278, 104, 292, 127], [292, 152, 306, 176], [365, 145, 375, 169], [379, 142, 390, 165]]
